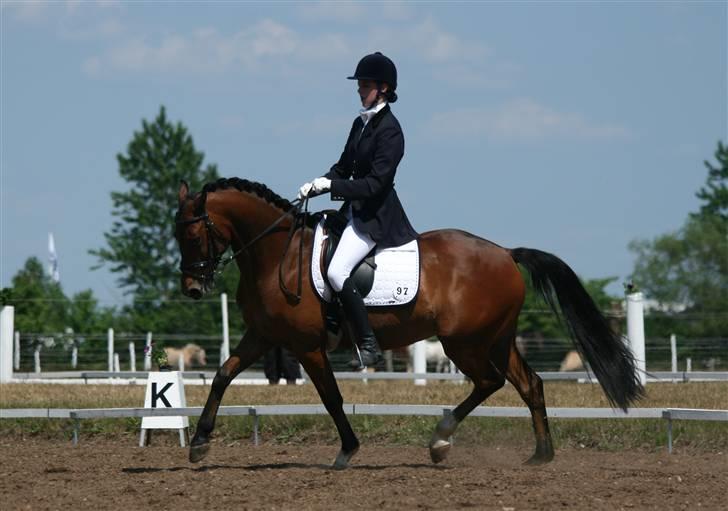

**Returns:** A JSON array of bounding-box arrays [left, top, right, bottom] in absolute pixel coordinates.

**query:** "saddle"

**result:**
[[311, 211, 420, 341], [321, 210, 376, 297]]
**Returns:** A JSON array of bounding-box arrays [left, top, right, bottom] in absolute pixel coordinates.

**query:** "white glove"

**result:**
[[311, 177, 331, 195], [297, 181, 313, 201], [297, 177, 331, 201]]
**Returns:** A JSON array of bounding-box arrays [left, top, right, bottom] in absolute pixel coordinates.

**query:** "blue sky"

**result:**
[[1, 1, 726, 305]]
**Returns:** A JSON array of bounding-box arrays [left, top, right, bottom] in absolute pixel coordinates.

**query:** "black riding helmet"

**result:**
[[348, 52, 398, 103]]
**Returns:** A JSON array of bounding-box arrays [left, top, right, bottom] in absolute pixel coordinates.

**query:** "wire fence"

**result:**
[[13, 332, 728, 373]]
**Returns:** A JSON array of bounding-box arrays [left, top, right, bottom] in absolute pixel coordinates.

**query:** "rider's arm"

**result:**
[[325, 118, 360, 181], [329, 124, 403, 201]]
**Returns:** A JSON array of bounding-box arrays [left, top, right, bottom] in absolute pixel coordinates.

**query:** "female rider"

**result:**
[[297, 52, 419, 368]]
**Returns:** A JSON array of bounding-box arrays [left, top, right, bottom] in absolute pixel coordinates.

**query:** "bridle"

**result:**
[[176, 195, 310, 303]]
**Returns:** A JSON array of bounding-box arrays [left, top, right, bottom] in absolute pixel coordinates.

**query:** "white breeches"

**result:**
[[327, 217, 375, 293]]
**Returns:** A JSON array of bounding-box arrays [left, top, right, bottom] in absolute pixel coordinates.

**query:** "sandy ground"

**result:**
[[1, 438, 726, 510]]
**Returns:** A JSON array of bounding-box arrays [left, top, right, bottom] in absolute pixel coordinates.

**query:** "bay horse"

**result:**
[[175, 178, 643, 468]]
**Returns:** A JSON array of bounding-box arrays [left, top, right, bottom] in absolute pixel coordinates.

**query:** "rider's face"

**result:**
[[358, 79, 387, 108]]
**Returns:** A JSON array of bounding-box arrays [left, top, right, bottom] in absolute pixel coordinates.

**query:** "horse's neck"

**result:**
[[209, 191, 287, 247], [212, 190, 302, 279]]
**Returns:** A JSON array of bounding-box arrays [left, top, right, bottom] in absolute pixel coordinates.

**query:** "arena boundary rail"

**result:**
[[2, 405, 726, 453], [8, 370, 728, 385]]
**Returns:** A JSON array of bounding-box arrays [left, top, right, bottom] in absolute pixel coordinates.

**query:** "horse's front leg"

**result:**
[[189, 330, 267, 463], [297, 348, 359, 469]]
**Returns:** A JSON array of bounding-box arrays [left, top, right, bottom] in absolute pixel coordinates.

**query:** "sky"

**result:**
[[1, 1, 726, 306]]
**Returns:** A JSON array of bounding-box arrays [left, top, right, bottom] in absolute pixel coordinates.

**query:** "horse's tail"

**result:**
[[509, 247, 644, 410]]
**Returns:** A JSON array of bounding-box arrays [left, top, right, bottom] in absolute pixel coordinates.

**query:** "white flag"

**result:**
[[48, 232, 60, 283]]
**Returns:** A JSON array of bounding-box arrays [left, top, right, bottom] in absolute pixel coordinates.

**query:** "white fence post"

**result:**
[[129, 342, 136, 372], [0, 306, 15, 382], [71, 346, 78, 369], [220, 293, 230, 366], [626, 292, 647, 386], [686, 357, 692, 372], [107, 328, 114, 372], [144, 332, 152, 371], [13, 331, 20, 371], [670, 334, 677, 373], [413, 339, 427, 386], [34, 345, 41, 374], [113, 353, 120, 373]]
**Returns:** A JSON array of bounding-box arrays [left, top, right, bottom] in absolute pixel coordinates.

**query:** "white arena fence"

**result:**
[[1, 405, 725, 454], [10, 331, 728, 374], [7, 370, 728, 385]]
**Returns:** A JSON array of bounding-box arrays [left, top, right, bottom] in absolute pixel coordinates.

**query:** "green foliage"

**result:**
[[3, 256, 113, 370], [6, 257, 68, 333], [89, 105, 242, 335], [629, 141, 728, 337], [90, 105, 219, 298], [692, 140, 728, 223]]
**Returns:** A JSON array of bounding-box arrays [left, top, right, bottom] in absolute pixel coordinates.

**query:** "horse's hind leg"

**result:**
[[189, 330, 267, 463], [296, 348, 360, 469], [504, 339, 554, 464], [429, 335, 508, 464]]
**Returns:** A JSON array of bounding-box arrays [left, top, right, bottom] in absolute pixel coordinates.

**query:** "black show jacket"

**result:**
[[325, 104, 419, 248]]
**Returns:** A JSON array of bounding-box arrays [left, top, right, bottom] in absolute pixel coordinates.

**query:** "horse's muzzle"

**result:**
[[182, 278, 204, 300]]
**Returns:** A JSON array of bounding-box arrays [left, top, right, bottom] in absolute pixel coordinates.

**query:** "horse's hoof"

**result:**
[[332, 446, 359, 470], [524, 453, 554, 465], [429, 439, 451, 464], [189, 442, 210, 463]]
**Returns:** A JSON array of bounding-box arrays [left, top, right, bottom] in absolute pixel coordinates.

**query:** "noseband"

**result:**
[[176, 212, 226, 285], [176, 196, 310, 302]]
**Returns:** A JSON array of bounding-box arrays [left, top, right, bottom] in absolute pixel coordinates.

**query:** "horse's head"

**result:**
[[175, 181, 231, 300]]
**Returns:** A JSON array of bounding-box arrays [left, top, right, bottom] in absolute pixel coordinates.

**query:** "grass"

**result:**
[[1, 381, 726, 452]]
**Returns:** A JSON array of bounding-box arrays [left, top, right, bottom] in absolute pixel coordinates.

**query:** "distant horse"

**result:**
[[175, 178, 643, 468], [559, 350, 585, 372], [402, 340, 456, 373], [164, 343, 207, 369]]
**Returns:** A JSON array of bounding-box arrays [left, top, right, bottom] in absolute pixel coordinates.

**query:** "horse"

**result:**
[[175, 178, 643, 468], [559, 350, 585, 372], [164, 343, 207, 369], [400, 340, 456, 373]]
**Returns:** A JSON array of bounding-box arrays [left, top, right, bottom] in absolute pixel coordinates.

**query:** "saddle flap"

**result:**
[[311, 214, 419, 307]]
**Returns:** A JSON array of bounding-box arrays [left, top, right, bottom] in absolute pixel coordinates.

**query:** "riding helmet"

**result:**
[[348, 52, 397, 91]]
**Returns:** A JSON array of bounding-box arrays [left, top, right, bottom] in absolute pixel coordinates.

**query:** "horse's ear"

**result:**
[[178, 180, 189, 206]]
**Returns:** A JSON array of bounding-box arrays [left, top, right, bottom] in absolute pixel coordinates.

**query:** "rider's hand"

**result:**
[[311, 177, 331, 195], [297, 181, 313, 201]]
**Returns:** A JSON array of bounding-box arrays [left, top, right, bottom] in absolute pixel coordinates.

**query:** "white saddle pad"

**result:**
[[311, 215, 419, 306]]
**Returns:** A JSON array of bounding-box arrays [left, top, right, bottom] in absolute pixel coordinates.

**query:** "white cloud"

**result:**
[[272, 114, 352, 137], [84, 20, 351, 76], [2, 1, 49, 22], [299, 1, 414, 22], [4, 1, 124, 39], [58, 17, 124, 40], [424, 98, 630, 141], [369, 18, 491, 63]]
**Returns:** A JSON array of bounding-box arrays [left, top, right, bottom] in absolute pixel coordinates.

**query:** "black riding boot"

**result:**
[[338, 277, 382, 369]]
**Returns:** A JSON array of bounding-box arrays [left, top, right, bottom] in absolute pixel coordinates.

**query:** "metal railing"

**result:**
[[2, 405, 725, 453]]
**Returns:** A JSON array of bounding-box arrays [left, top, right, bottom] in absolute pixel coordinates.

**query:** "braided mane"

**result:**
[[201, 177, 294, 213]]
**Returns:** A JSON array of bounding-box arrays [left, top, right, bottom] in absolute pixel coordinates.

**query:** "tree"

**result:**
[[91, 106, 242, 335], [5, 257, 68, 333], [91, 106, 220, 296], [629, 141, 728, 337], [692, 141, 728, 223]]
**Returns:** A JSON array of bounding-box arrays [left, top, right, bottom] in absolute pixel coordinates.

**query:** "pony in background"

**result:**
[[164, 343, 207, 369]]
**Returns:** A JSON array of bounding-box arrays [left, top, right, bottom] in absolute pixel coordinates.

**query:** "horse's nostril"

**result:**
[[189, 288, 202, 300]]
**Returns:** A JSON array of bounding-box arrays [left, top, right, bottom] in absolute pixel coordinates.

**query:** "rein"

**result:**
[[177, 195, 310, 303]]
